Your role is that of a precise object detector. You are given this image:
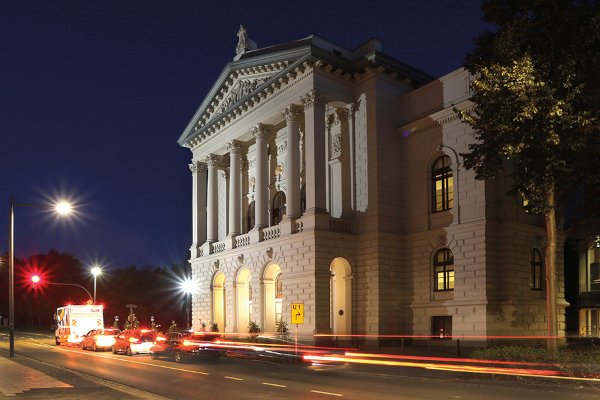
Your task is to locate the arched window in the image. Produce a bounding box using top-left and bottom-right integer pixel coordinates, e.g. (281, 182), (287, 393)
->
(531, 249), (543, 290)
(247, 201), (255, 231)
(272, 191), (286, 225)
(433, 248), (454, 291)
(432, 155), (453, 212)
(274, 273), (283, 323)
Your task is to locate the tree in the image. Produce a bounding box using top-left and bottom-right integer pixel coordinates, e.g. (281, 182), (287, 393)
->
(460, 0), (600, 351)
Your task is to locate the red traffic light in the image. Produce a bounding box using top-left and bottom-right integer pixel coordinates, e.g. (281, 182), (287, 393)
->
(31, 275), (41, 288)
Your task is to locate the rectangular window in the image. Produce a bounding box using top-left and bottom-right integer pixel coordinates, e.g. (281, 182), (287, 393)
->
(531, 249), (543, 291)
(431, 316), (452, 339)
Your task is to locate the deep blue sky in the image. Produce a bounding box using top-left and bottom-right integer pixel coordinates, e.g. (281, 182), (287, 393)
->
(0, 0), (491, 269)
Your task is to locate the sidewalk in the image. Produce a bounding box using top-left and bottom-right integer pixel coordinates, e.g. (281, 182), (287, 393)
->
(0, 353), (170, 399)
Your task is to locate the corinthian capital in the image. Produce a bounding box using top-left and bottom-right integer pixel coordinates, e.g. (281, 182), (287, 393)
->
(189, 161), (207, 174)
(282, 104), (303, 123)
(205, 154), (220, 166)
(302, 89), (326, 110)
(251, 123), (270, 140)
(227, 140), (242, 154)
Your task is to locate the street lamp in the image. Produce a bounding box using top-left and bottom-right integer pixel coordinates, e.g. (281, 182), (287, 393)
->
(181, 278), (194, 329)
(90, 265), (102, 304)
(8, 196), (73, 357)
(30, 275), (93, 302)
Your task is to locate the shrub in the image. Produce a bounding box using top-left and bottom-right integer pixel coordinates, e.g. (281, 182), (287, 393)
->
(276, 319), (290, 339)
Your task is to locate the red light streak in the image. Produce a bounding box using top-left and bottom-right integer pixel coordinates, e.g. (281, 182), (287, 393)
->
(314, 333), (563, 339)
(344, 352), (560, 368)
(303, 354), (600, 381)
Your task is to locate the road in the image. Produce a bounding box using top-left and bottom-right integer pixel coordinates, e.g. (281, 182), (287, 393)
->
(1, 332), (599, 400)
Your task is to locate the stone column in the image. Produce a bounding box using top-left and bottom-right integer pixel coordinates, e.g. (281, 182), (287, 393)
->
(252, 124), (269, 229)
(336, 108), (352, 216)
(346, 103), (357, 212)
(283, 105), (302, 219)
(189, 161), (207, 257)
(227, 141), (242, 237)
(205, 154), (219, 243)
(302, 90), (328, 213)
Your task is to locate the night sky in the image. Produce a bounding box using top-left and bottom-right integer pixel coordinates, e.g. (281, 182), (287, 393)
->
(1, 0), (491, 269)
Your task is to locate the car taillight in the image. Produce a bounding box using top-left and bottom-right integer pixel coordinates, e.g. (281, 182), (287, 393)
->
(129, 337), (139, 343)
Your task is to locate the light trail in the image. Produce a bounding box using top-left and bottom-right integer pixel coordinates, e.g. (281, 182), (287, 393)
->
(303, 354), (600, 382)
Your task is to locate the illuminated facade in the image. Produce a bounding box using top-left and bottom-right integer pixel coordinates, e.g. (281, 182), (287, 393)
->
(178, 29), (567, 341)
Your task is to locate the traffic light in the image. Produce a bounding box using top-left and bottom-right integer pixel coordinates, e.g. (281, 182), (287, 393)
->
(31, 274), (40, 289)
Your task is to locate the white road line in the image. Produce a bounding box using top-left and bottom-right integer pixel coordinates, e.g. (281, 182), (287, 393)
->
(310, 389), (343, 397)
(224, 376), (244, 381)
(30, 342), (209, 375)
(261, 382), (286, 388)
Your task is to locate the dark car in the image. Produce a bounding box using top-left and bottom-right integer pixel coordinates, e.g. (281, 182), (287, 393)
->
(150, 330), (221, 363)
(226, 334), (303, 363)
(112, 329), (157, 356)
(81, 328), (121, 351)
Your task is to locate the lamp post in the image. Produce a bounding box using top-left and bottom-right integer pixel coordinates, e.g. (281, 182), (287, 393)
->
(8, 196), (73, 357)
(181, 278), (194, 329)
(91, 266), (102, 304)
(31, 276), (93, 302)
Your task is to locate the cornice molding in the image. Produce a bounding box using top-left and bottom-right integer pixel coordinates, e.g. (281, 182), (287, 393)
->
(398, 102), (474, 136)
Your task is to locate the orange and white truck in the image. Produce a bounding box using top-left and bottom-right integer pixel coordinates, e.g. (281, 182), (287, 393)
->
(55, 304), (104, 345)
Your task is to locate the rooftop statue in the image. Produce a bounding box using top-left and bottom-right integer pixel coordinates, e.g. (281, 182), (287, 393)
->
(235, 25), (257, 60)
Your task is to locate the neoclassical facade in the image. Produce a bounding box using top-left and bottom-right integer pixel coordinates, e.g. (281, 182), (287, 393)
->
(178, 29), (567, 341)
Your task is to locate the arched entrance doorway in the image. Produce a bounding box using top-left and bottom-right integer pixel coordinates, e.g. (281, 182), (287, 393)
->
(212, 272), (226, 332)
(330, 257), (352, 335)
(263, 263), (282, 332)
(235, 268), (252, 333)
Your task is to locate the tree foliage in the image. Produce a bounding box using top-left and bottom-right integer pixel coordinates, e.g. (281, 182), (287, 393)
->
(461, 0), (600, 214)
(459, 0), (600, 350)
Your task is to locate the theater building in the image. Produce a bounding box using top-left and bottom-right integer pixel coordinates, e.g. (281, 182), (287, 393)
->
(177, 28), (567, 341)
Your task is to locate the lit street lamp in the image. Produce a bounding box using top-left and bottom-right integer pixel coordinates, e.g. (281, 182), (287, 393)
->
(91, 265), (102, 304)
(8, 196), (73, 357)
(30, 275), (93, 302)
(181, 278), (194, 329)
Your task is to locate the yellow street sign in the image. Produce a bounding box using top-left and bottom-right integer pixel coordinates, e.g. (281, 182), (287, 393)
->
(291, 303), (304, 324)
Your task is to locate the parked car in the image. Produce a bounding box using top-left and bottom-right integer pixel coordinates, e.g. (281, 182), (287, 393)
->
(81, 328), (121, 351)
(150, 330), (221, 363)
(112, 329), (157, 356)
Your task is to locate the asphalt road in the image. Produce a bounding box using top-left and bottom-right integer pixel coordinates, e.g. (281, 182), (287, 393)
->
(1, 332), (599, 400)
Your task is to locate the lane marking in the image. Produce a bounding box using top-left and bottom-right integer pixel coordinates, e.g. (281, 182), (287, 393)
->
(262, 382), (286, 388)
(30, 342), (209, 375)
(310, 390), (343, 397)
(224, 376), (244, 381)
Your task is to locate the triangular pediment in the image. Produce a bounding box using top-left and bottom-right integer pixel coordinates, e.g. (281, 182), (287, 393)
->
(200, 64), (286, 126)
(178, 42), (314, 146)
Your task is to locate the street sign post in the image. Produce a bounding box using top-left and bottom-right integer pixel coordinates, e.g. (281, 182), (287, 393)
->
(291, 303), (304, 324)
(291, 303), (304, 355)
